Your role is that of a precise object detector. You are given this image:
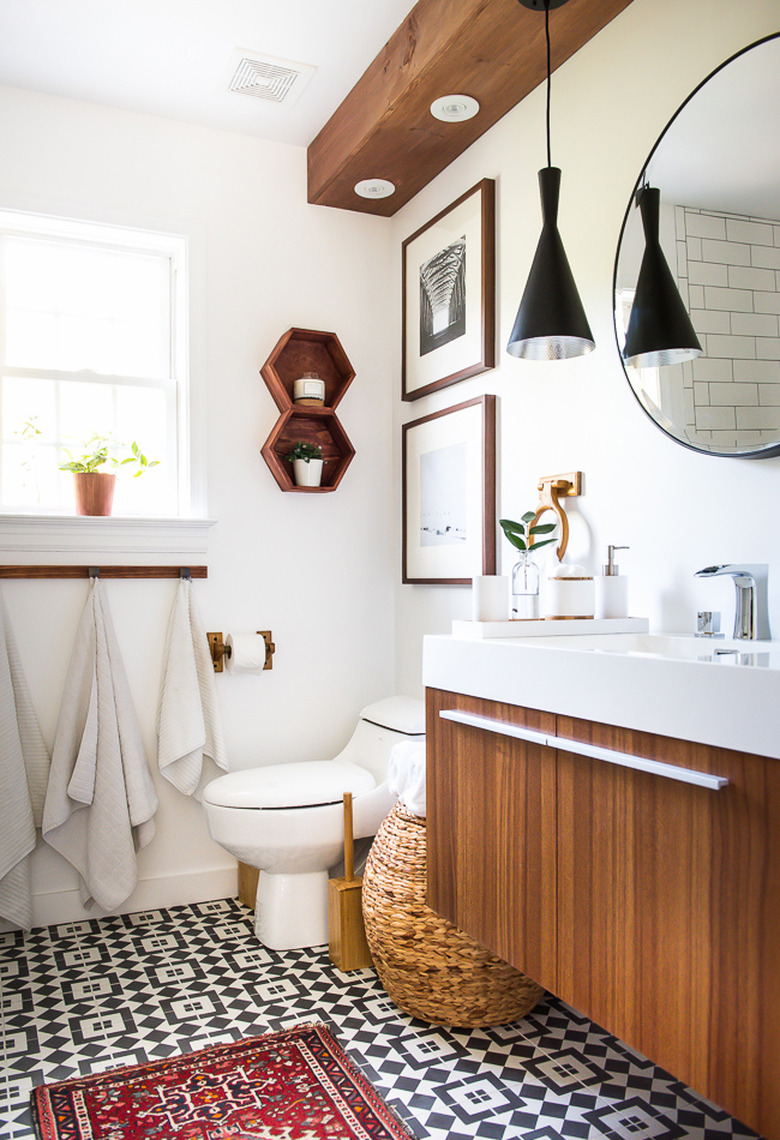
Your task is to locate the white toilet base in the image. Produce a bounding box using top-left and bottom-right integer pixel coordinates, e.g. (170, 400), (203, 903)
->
(254, 870), (330, 950)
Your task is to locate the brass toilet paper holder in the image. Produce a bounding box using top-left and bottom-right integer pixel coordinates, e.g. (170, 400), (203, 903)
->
(207, 631), (276, 673)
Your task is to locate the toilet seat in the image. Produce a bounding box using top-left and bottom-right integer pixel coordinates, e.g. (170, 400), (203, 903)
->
(202, 761), (375, 810)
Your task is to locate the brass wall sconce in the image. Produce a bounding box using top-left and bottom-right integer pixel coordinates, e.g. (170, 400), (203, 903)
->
(529, 471), (582, 560)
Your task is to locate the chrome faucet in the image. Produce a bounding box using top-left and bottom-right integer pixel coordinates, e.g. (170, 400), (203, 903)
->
(694, 564), (771, 640)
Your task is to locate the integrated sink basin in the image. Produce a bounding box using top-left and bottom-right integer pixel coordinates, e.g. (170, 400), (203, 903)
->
(423, 629), (780, 760)
(527, 631), (780, 667)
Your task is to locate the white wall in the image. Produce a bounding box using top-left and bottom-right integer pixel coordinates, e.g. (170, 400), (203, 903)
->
(3, 0), (778, 928)
(0, 87), (397, 926)
(391, 0), (780, 694)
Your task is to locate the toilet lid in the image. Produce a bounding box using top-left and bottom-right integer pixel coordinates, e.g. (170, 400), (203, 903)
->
(203, 761), (376, 809)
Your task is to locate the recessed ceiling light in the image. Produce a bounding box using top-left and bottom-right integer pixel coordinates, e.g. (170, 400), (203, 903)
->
(354, 179), (396, 199)
(430, 95), (480, 122)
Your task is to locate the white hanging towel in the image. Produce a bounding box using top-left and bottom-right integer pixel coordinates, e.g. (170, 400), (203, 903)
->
(157, 577), (228, 797)
(388, 739), (427, 818)
(0, 589), (50, 929)
(42, 579), (158, 911)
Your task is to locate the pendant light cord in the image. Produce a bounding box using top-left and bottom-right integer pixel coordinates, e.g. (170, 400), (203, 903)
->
(545, 0), (552, 168)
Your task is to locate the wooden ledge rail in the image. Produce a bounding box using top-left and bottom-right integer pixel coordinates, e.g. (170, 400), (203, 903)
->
(0, 565), (207, 579)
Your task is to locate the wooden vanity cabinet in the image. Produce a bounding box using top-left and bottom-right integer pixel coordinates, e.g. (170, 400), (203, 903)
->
(426, 693), (558, 992)
(426, 687), (780, 1140)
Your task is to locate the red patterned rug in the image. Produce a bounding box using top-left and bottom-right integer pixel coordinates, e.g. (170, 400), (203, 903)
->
(31, 1022), (416, 1140)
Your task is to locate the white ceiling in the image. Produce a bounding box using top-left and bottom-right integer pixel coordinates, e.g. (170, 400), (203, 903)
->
(0, 0), (415, 147)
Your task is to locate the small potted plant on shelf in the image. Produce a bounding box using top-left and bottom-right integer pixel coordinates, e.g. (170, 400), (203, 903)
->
(499, 512), (557, 620)
(286, 440), (325, 488)
(59, 434), (159, 516)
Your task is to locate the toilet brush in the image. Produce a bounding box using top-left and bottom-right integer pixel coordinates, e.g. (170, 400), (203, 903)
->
(327, 793), (373, 971)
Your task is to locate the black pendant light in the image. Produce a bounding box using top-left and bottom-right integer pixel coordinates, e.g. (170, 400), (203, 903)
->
(507, 0), (594, 361)
(622, 185), (703, 368)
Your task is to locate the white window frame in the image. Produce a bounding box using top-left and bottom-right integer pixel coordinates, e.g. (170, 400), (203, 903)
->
(0, 208), (213, 559)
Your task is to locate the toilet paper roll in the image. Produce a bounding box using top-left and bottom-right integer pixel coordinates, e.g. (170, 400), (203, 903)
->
(226, 633), (267, 674)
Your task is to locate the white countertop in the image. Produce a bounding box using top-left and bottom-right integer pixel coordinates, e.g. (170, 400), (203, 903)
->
(423, 631), (780, 760)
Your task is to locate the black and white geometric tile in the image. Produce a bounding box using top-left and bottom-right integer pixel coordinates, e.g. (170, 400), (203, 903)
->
(0, 898), (762, 1140)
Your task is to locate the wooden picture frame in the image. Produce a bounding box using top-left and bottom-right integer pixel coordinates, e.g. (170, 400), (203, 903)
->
(402, 178), (495, 401)
(402, 395), (496, 584)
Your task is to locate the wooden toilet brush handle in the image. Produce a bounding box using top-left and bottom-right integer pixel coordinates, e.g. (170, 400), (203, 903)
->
(343, 792), (354, 882)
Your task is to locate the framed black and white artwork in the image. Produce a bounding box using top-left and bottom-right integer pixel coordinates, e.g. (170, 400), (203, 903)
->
(402, 395), (496, 584)
(401, 179), (495, 401)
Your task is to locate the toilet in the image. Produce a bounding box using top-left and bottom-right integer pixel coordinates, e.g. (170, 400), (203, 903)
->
(202, 696), (425, 950)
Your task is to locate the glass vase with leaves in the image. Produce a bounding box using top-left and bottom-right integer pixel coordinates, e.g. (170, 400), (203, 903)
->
(499, 513), (557, 619)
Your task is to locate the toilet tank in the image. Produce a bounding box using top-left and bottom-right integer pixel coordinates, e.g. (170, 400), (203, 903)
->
(334, 696), (425, 781)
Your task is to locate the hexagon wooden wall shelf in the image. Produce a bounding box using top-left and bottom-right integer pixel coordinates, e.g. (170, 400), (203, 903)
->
(260, 328), (356, 493)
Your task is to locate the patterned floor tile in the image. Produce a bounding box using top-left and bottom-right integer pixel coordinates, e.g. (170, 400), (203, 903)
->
(0, 899), (764, 1140)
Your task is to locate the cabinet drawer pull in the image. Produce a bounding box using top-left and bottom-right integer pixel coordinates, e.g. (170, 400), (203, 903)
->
(439, 709), (729, 790)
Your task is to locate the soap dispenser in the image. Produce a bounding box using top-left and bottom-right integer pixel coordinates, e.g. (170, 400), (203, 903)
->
(596, 545), (629, 619)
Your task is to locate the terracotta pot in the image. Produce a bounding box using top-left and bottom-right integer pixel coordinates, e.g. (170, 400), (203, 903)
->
(73, 471), (117, 516)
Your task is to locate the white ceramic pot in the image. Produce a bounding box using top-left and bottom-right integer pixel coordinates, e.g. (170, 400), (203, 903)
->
(545, 575), (595, 618)
(293, 458), (323, 487)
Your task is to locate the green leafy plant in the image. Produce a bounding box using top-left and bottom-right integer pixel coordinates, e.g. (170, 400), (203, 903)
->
(118, 440), (161, 478)
(59, 433), (159, 477)
(285, 441), (323, 463)
(499, 512), (557, 553)
(15, 416), (43, 502)
(16, 417), (42, 470)
(58, 433), (112, 474)
(16, 416), (42, 443)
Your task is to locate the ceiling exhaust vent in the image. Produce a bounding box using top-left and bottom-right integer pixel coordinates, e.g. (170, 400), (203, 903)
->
(228, 52), (315, 107)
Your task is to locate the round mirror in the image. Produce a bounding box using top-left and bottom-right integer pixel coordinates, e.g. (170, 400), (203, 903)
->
(614, 34), (780, 459)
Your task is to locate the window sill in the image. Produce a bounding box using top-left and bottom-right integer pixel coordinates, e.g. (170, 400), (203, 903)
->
(0, 514), (217, 560)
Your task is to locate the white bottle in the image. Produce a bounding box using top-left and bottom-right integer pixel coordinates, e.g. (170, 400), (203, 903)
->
(595, 545), (629, 619)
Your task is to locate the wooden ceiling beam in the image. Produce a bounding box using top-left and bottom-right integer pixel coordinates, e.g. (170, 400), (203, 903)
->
(307, 0), (635, 216)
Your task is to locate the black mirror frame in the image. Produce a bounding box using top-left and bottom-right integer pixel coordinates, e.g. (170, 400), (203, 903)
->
(613, 32), (780, 461)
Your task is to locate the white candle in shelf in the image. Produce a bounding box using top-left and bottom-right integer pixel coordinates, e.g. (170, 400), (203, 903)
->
(293, 373), (326, 405)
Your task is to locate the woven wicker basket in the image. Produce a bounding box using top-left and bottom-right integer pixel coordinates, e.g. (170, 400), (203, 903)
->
(362, 802), (544, 1028)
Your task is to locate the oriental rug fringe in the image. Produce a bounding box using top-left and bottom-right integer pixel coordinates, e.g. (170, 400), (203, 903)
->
(31, 1022), (417, 1140)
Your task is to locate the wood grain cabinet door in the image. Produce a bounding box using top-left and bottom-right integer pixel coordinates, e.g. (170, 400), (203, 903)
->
(426, 689), (558, 993)
(554, 716), (780, 1140)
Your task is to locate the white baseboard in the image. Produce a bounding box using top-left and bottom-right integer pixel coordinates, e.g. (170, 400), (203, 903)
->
(8, 866), (241, 931)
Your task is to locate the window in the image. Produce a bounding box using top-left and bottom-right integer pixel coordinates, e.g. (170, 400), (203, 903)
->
(0, 210), (189, 517)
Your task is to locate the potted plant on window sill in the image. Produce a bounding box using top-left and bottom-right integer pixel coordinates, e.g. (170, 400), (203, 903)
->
(286, 441), (325, 488)
(59, 435), (159, 516)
